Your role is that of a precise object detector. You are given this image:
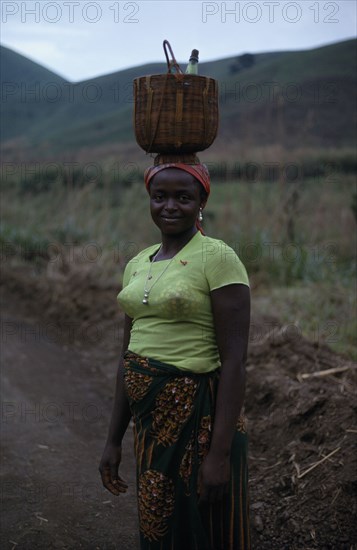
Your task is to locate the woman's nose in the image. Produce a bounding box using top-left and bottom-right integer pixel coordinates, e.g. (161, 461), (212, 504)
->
(164, 198), (177, 211)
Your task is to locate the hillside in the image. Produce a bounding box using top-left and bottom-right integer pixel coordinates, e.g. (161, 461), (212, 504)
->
(1, 39), (356, 160)
(0, 46), (69, 142)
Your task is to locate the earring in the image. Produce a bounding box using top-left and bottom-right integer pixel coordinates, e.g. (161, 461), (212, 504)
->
(198, 207), (203, 222)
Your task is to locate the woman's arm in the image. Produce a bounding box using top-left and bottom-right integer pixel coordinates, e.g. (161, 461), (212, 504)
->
(99, 314), (133, 495)
(198, 284), (250, 504)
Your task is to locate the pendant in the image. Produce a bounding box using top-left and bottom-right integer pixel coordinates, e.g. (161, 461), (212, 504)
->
(142, 291), (149, 305)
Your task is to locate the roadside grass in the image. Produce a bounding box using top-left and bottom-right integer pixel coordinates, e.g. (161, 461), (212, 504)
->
(252, 282), (357, 361)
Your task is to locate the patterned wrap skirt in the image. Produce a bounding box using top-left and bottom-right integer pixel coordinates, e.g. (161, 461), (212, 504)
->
(123, 351), (250, 550)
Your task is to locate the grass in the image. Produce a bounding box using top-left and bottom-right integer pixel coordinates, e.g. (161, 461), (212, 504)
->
(253, 282), (357, 361)
(1, 171), (356, 358)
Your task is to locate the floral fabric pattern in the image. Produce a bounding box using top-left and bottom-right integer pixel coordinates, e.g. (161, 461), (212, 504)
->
(236, 415), (247, 433)
(123, 351), (250, 550)
(179, 415), (212, 496)
(138, 470), (175, 542)
(124, 368), (153, 402)
(151, 377), (198, 446)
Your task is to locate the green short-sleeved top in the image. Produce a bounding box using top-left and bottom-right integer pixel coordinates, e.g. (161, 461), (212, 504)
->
(117, 231), (249, 373)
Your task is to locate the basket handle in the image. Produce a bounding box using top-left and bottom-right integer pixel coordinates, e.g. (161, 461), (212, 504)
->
(163, 40), (183, 74)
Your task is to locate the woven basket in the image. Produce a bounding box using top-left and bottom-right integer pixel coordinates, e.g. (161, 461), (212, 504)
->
(133, 41), (219, 154)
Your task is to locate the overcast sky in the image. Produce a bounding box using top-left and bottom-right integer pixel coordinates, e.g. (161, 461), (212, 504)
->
(1, 0), (356, 81)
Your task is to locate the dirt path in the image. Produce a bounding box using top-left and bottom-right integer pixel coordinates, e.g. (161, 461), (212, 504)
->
(1, 265), (357, 549)
(1, 310), (139, 550)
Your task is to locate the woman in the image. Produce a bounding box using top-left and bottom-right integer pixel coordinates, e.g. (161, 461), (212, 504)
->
(99, 161), (251, 550)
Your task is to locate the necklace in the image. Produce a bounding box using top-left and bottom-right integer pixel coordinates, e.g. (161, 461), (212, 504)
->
(142, 245), (177, 305)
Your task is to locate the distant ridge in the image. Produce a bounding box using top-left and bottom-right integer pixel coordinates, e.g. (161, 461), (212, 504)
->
(1, 45), (68, 84)
(1, 38), (356, 160)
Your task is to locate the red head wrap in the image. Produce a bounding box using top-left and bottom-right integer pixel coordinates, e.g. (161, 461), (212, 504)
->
(144, 163), (210, 196)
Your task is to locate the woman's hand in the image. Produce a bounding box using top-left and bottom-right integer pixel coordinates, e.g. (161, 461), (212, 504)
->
(198, 450), (230, 504)
(99, 443), (128, 496)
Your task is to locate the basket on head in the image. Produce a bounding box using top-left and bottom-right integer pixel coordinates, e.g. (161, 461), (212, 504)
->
(133, 41), (219, 154)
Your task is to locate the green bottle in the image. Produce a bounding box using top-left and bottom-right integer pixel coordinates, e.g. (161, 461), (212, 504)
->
(185, 49), (199, 74)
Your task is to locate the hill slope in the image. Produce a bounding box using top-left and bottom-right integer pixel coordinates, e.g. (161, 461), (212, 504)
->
(1, 39), (356, 159)
(0, 46), (69, 142)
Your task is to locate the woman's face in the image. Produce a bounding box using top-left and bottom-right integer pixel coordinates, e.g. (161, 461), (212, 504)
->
(149, 168), (206, 236)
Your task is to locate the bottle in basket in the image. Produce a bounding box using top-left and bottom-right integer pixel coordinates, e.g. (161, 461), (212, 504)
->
(185, 49), (199, 74)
